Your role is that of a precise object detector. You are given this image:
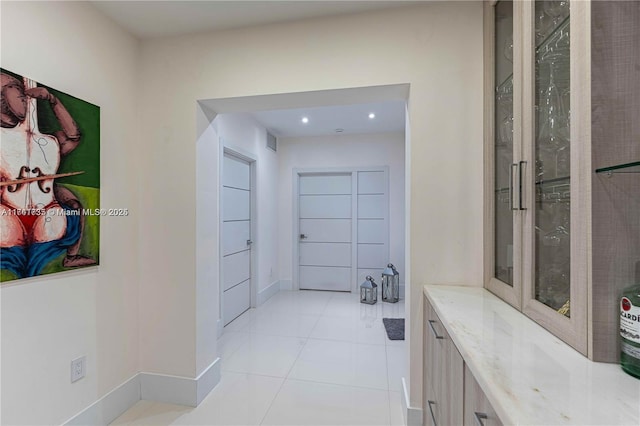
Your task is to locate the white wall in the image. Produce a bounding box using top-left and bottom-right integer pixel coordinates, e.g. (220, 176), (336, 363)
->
(0, 1), (140, 424)
(213, 113), (280, 294)
(278, 132), (405, 288)
(138, 1), (484, 409)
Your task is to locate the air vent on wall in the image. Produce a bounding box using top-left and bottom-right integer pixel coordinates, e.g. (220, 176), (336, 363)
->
(267, 132), (277, 152)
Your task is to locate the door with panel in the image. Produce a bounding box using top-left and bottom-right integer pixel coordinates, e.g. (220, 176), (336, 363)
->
(356, 170), (389, 286)
(222, 152), (252, 326)
(298, 173), (352, 291)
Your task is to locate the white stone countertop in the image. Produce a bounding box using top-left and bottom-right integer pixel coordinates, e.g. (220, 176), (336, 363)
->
(423, 285), (640, 425)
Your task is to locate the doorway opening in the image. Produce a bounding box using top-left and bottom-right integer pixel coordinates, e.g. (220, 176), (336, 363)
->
(196, 84), (410, 334)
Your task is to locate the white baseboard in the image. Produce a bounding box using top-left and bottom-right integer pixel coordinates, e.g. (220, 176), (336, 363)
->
(140, 357), (221, 407)
(257, 280), (281, 306)
(196, 357), (222, 405)
(64, 374), (140, 425)
(64, 359), (221, 424)
(279, 279), (293, 291)
(401, 377), (423, 426)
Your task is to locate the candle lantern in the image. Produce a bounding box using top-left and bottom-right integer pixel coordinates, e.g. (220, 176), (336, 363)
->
(382, 263), (400, 303)
(360, 275), (378, 305)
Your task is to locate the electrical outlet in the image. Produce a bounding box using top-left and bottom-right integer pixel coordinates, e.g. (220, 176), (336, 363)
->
(71, 356), (86, 383)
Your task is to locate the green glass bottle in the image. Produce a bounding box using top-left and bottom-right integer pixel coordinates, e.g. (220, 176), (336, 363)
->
(620, 284), (640, 379)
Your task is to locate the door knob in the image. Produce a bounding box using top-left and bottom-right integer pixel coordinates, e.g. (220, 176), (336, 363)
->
(300, 234), (308, 240)
(246, 239), (253, 246)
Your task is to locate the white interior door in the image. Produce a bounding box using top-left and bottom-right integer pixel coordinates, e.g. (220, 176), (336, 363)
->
(222, 153), (252, 325)
(298, 173), (352, 291)
(356, 170), (389, 284)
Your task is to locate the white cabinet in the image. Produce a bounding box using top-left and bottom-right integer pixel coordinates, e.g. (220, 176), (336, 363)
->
(484, 0), (640, 361)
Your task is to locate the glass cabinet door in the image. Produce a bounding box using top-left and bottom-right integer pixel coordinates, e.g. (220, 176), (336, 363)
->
(522, 0), (587, 355)
(486, 0), (589, 356)
(486, 0), (522, 309)
(494, 0), (515, 287)
(533, 0), (571, 316)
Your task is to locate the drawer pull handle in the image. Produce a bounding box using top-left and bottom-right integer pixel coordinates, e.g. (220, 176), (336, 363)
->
(474, 412), (488, 426)
(428, 320), (444, 339)
(427, 400), (438, 426)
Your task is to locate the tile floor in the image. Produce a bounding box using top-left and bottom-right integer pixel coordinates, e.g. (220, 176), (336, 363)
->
(111, 290), (406, 425)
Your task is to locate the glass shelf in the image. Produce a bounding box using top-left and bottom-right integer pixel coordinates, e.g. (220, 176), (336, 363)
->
(494, 175), (571, 193)
(595, 161), (640, 175)
(536, 175), (570, 185)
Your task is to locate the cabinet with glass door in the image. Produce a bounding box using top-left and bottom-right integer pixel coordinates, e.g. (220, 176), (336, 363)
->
(486, 0), (640, 362)
(484, 0), (590, 356)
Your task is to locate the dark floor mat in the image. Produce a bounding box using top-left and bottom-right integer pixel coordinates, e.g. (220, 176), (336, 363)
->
(382, 318), (405, 340)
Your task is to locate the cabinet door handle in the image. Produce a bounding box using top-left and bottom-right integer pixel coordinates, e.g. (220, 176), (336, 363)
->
(518, 160), (527, 210)
(427, 320), (444, 340)
(474, 412), (488, 426)
(427, 400), (438, 426)
(509, 163), (518, 211)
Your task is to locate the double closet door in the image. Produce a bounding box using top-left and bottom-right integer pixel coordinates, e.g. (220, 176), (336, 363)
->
(297, 170), (388, 292)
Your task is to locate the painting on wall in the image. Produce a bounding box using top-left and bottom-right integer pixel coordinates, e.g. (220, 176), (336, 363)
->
(1, 68), (100, 282)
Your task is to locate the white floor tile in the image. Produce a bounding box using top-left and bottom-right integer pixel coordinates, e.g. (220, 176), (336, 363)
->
(379, 300), (405, 320)
(112, 290), (407, 426)
(260, 290), (332, 315)
(310, 315), (387, 345)
(261, 379), (391, 426)
(243, 311), (320, 338)
(110, 400), (156, 425)
(386, 345), (406, 392)
(217, 331), (251, 361)
(222, 333), (306, 377)
(288, 339), (389, 390)
(127, 402), (191, 425)
(172, 372), (284, 425)
(389, 391), (405, 426)
(224, 308), (259, 332)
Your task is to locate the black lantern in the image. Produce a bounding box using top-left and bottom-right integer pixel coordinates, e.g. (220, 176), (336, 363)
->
(360, 275), (378, 305)
(382, 263), (400, 303)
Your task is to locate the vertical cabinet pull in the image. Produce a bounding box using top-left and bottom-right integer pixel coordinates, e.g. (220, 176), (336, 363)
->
(427, 320), (444, 339)
(518, 160), (527, 210)
(427, 400), (438, 426)
(509, 163), (518, 211)
(474, 412), (488, 426)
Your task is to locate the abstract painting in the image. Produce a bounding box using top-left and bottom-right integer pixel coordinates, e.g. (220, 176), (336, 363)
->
(1, 68), (100, 282)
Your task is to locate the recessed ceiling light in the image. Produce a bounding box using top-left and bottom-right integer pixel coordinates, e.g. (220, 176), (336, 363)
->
(301, 117), (309, 124)
(368, 113), (376, 119)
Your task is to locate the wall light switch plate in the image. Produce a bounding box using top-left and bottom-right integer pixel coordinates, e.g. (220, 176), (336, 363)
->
(71, 356), (86, 383)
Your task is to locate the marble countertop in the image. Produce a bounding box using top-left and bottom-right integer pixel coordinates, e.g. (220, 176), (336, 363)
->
(423, 285), (640, 425)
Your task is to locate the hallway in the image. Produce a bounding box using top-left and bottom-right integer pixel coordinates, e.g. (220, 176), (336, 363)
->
(111, 290), (406, 425)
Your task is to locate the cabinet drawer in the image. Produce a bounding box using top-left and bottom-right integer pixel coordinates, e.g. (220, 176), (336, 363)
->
(463, 364), (502, 426)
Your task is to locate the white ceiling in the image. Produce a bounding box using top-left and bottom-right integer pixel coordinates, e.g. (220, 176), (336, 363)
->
(249, 101), (405, 138)
(91, 1), (420, 39)
(90, 2), (411, 137)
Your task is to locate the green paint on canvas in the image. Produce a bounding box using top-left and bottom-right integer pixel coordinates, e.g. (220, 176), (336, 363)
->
(37, 86), (100, 189)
